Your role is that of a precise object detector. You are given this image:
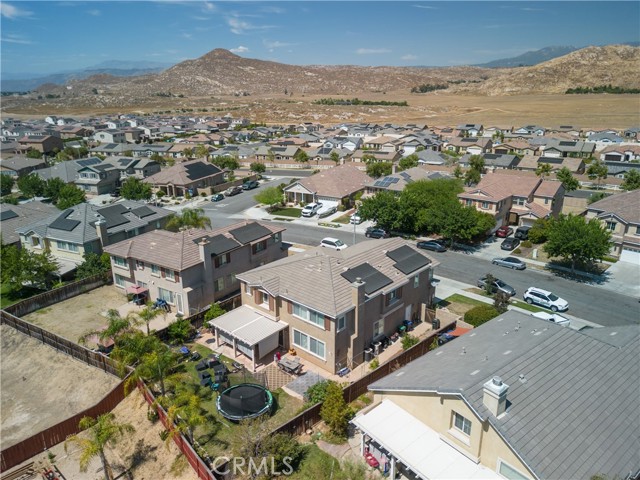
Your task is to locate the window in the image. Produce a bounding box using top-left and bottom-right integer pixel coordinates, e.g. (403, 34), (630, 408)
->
(414, 275), (419, 288)
(465, 199), (472, 207)
(635, 226), (640, 236)
(337, 316), (346, 332)
(163, 268), (175, 281)
(273, 232), (281, 243)
(514, 197), (526, 206)
(386, 288), (401, 306)
(252, 240), (267, 254)
(151, 264), (160, 276)
(31, 237), (41, 248)
(244, 283), (252, 295)
(136, 281), (148, 288)
(293, 329), (326, 359)
(606, 221), (617, 232)
(481, 201), (489, 209)
(115, 274), (126, 287)
(293, 303), (324, 328)
(453, 412), (472, 436)
(136, 260), (144, 270)
(544, 198), (549, 205)
(498, 460), (529, 480)
(214, 278), (225, 292)
(158, 287), (174, 304)
(113, 256), (127, 267)
(57, 241), (79, 252)
(214, 253), (230, 267)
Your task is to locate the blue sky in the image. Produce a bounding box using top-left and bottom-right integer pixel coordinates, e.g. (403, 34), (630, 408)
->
(1, 1), (638, 75)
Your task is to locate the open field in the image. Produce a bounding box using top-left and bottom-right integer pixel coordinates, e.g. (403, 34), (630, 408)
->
(4, 93), (639, 129)
(0, 325), (121, 448)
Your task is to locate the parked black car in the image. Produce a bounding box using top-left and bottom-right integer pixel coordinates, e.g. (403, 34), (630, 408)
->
(501, 237), (521, 251)
(416, 240), (447, 252)
(365, 227), (390, 239)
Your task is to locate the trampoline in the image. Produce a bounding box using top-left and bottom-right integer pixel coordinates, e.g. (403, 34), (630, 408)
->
(216, 383), (274, 422)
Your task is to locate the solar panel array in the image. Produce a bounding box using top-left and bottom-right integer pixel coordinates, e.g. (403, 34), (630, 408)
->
(131, 206), (155, 218)
(229, 222), (272, 244)
(184, 162), (222, 180)
(208, 234), (241, 255)
(50, 210), (81, 232)
(104, 143), (119, 149)
(373, 176), (400, 188)
(77, 157), (103, 168)
(386, 245), (431, 275)
(1, 209), (19, 221)
(97, 204), (130, 228)
(558, 141), (576, 146)
(539, 157), (562, 165)
(341, 263), (393, 295)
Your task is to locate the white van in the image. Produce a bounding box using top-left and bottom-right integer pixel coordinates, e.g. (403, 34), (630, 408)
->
(320, 237), (347, 251)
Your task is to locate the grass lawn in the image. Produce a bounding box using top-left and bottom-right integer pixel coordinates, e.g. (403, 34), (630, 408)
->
(441, 294), (487, 316)
(271, 207), (302, 218)
(172, 342), (303, 459)
(332, 214), (351, 224)
(0, 283), (44, 309)
(465, 288), (546, 313)
(289, 443), (364, 480)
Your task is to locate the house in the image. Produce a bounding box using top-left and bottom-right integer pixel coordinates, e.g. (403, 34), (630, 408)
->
(93, 129), (126, 144)
(598, 144), (640, 162)
(54, 125), (93, 140)
(458, 173), (565, 229)
(363, 136), (403, 152)
(36, 157), (103, 184)
(353, 310), (639, 480)
(283, 164), (372, 207)
(444, 137), (493, 155)
(90, 143), (130, 157)
(415, 150), (451, 166)
(17, 135), (64, 155)
(16, 201), (172, 276)
(144, 159), (225, 197)
(0, 201), (59, 246)
(604, 160), (640, 179)
(513, 125), (545, 136)
(365, 167), (451, 194)
(0, 156), (47, 177)
(585, 189), (640, 264)
(103, 221), (287, 317)
(459, 153), (519, 171)
(492, 140), (539, 156)
(541, 139), (595, 158)
(75, 163), (121, 195)
(622, 127), (640, 141)
(254, 145), (300, 162)
(211, 237), (439, 374)
(515, 155), (585, 174)
(349, 149), (401, 166)
(101, 157), (162, 181)
(455, 123), (483, 137)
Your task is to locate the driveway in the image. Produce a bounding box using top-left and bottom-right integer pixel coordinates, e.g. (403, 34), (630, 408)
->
(603, 261), (640, 297)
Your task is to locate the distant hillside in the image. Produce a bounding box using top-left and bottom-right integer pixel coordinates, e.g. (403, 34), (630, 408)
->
(475, 46), (579, 68)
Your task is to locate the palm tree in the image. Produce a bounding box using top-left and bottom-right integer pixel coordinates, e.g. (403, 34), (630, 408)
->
(139, 344), (178, 397)
(137, 302), (161, 335)
(165, 393), (206, 445)
(64, 413), (135, 480)
(165, 207), (211, 232)
(535, 162), (553, 178)
(79, 309), (138, 346)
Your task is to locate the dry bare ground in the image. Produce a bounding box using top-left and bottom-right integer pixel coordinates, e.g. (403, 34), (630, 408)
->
(0, 325), (120, 448)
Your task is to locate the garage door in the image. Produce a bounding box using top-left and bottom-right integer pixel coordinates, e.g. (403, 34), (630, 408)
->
(620, 246), (640, 265)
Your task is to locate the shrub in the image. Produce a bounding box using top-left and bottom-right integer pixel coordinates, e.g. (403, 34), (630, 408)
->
(304, 380), (331, 404)
(521, 240), (533, 248)
(320, 381), (353, 438)
(369, 358), (379, 370)
(401, 333), (419, 350)
(464, 305), (500, 327)
(513, 248), (522, 254)
(204, 303), (226, 322)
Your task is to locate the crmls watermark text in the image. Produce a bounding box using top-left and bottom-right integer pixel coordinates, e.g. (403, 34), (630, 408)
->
(211, 456), (294, 476)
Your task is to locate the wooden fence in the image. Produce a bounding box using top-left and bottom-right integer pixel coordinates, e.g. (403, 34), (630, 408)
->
(4, 273), (109, 319)
(272, 327), (444, 436)
(0, 377), (127, 472)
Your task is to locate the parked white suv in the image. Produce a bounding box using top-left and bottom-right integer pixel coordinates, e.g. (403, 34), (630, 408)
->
(320, 237), (347, 251)
(523, 287), (569, 312)
(301, 202), (323, 217)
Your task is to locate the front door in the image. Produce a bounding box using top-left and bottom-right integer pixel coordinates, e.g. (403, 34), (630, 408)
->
(176, 294), (184, 315)
(404, 304), (412, 321)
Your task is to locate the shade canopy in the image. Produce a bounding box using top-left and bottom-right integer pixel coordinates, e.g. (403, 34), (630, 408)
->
(126, 285), (149, 294)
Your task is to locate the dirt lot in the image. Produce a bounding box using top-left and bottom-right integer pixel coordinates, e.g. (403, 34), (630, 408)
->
(0, 325), (121, 448)
(22, 285), (128, 346)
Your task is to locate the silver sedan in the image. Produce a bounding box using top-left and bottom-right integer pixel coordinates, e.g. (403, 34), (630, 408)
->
(491, 256), (526, 270)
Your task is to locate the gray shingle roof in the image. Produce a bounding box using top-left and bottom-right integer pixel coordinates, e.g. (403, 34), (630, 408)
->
(369, 310), (640, 480)
(0, 201), (59, 245)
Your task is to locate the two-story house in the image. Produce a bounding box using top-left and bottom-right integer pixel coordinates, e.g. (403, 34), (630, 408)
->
(17, 135), (64, 155)
(144, 159), (225, 197)
(75, 163), (121, 195)
(209, 238), (439, 374)
(17, 201), (172, 277)
(585, 189), (640, 264)
(104, 221), (286, 316)
(353, 310), (638, 480)
(93, 129), (126, 144)
(444, 137), (493, 155)
(458, 173), (564, 229)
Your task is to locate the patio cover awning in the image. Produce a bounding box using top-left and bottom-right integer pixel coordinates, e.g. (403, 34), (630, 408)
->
(352, 400), (501, 480)
(55, 257), (82, 276)
(208, 305), (287, 347)
(127, 285), (149, 295)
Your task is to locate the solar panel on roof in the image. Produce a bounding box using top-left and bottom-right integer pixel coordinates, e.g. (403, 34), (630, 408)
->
(131, 206), (155, 218)
(104, 143), (118, 149)
(183, 162), (222, 180)
(208, 234), (240, 255)
(390, 177), (399, 183)
(373, 180), (386, 187)
(541, 158), (562, 165)
(77, 157), (102, 167)
(558, 141), (576, 146)
(50, 211), (81, 232)
(229, 222), (272, 244)
(97, 204), (130, 228)
(341, 263), (393, 295)
(386, 245), (431, 274)
(1, 209), (19, 221)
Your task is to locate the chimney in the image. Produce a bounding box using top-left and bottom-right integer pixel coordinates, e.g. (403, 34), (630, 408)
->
(95, 217), (109, 247)
(483, 376), (509, 418)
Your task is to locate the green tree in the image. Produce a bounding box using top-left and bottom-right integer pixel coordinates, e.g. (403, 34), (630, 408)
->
(120, 177), (152, 200)
(212, 155), (240, 171)
(17, 173), (45, 198)
(401, 333), (419, 350)
(182, 147), (194, 159)
(64, 413), (135, 480)
(439, 202), (494, 245)
(362, 153), (377, 163)
(195, 144), (209, 159)
(165, 393), (206, 444)
(482, 273), (497, 296)
(1, 245), (58, 293)
(621, 169), (640, 191)
(294, 149), (309, 164)
(56, 184), (86, 210)
(586, 160), (608, 189)
(494, 291), (511, 313)
(330, 151), (340, 165)
(587, 191), (608, 205)
(165, 208), (211, 231)
(137, 302), (161, 335)
(527, 217), (550, 244)
(535, 162), (553, 178)
(453, 165), (464, 180)
(366, 161), (392, 179)
(358, 190), (399, 231)
(75, 252), (111, 280)
(543, 214), (613, 273)
(0, 174), (14, 196)
(464, 155), (484, 186)
(138, 343), (179, 396)
(555, 167), (579, 192)
(250, 162), (267, 174)
(398, 154), (419, 171)
(43, 177), (66, 203)
(254, 186), (283, 212)
(167, 318), (194, 345)
(26, 149), (42, 159)
(204, 303), (226, 322)
(320, 381), (352, 438)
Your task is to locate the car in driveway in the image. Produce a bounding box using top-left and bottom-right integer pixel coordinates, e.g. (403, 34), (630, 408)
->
(416, 240), (447, 252)
(492, 256), (526, 270)
(225, 186), (243, 196)
(501, 237), (520, 251)
(318, 206), (338, 218)
(523, 287), (569, 312)
(210, 193), (224, 202)
(320, 237), (347, 251)
(476, 276), (516, 296)
(301, 202), (323, 217)
(365, 227), (390, 239)
(495, 226), (514, 238)
(531, 311), (571, 327)
(350, 212), (363, 224)
(515, 225), (532, 240)
(242, 180), (259, 190)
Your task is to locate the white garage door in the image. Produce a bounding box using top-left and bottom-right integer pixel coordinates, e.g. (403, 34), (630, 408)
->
(620, 246), (640, 265)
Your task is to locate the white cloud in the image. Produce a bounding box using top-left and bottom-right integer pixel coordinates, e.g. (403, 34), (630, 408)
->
(182, 33), (193, 39)
(202, 1), (216, 12)
(263, 39), (294, 49)
(413, 4), (437, 9)
(230, 46), (249, 53)
(86, 9), (101, 16)
(226, 16), (274, 35)
(1, 3), (33, 19)
(356, 48), (391, 55)
(401, 54), (418, 61)
(1, 33), (32, 44)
